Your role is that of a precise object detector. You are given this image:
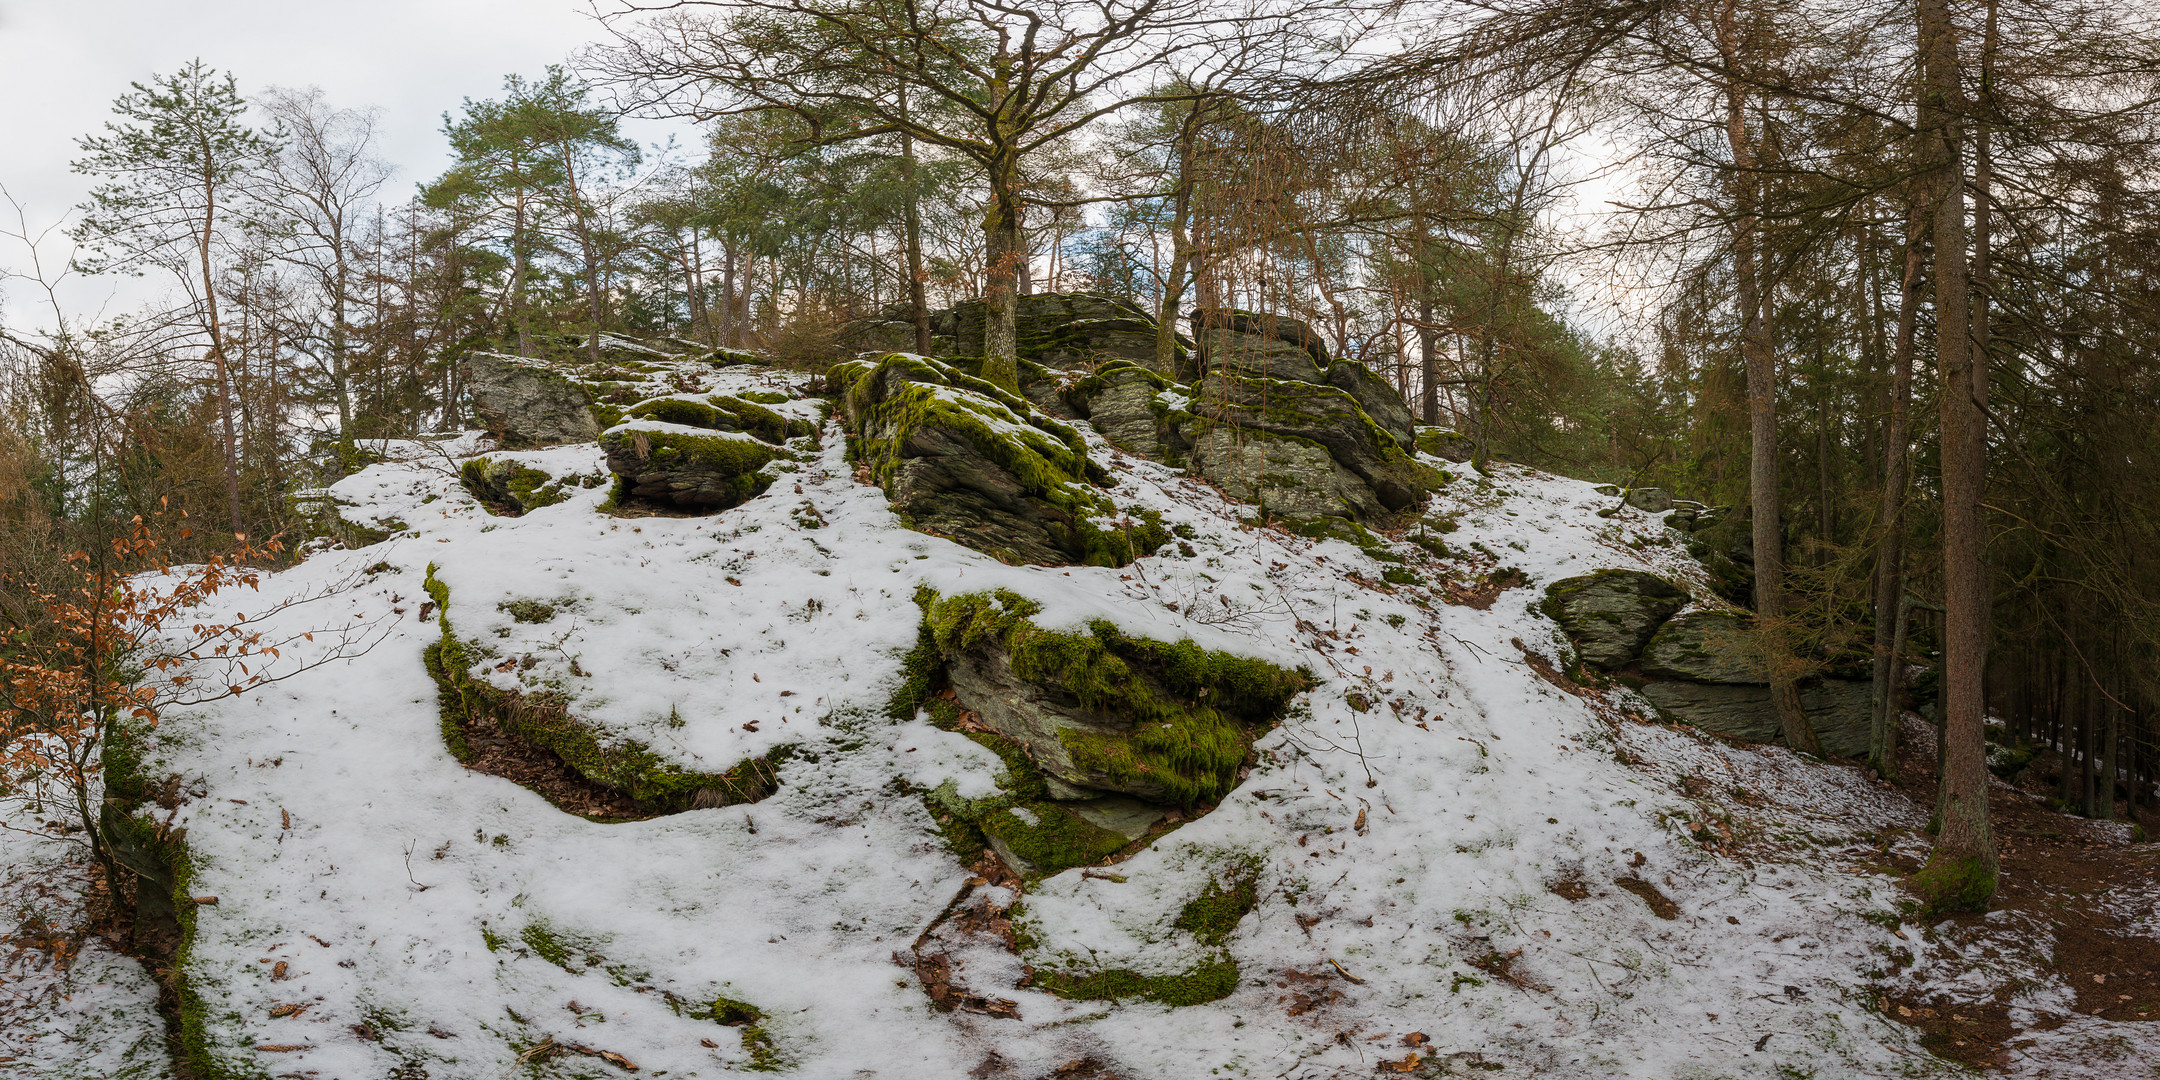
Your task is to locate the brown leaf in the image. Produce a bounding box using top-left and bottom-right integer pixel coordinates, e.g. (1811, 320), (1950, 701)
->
(252, 1044), (309, 1052)
(268, 1003), (309, 1018)
(271, 960), (290, 980)
(598, 1050), (639, 1071)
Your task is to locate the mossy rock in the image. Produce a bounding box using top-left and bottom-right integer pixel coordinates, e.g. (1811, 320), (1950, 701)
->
(624, 394), (812, 444)
(1538, 569), (1689, 670)
(459, 457), (572, 516)
(598, 423), (781, 512)
(1414, 426), (1476, 463)
(1193, 371), (1443, 517)
(1324, 359), (1418, 451)
(1024, 867), (1259, 1007)
(423, 565), (783, 815)
(1063, 360), (1194, 463)
(915, 588), (1313, 807)
(831, 353), (1161, 567)
(1639, 609), (1763, 684)
(1189, 308), (1331, 383)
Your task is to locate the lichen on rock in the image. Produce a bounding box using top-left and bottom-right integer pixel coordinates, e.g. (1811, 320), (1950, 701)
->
(460, 351), (602, 448)
(459, 456), (573, 517)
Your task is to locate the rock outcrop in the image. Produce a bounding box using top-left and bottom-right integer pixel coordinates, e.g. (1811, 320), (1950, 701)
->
(1539, 570), (1690, 669)
(599, 421), (784, 511)
(843, 292), (1190, 375)
(903, 589), (1313, 876)
(1542, 571), (1871, 755)
(1060, 361), (1193, 463)
(462, 352), (601, 448)
(1190, 308), (1330, 384)
(830, 353), (1163, 567)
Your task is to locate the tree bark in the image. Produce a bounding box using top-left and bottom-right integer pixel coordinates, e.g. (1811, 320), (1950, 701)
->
(197, 142), (244, 535)
(1718, 0), (1819, 754)
(1871, 199), (1924, 777)
(1913, 0), (1998, 911)
(901, 123), (931, 355)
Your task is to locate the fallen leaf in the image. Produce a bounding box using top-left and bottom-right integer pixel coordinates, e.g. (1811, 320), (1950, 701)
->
(271, 960), (289, 981)
(1403, 1032), (1429, 1048)
(252, 1044), (309, 1052)
(268, 1003), (309, 1018)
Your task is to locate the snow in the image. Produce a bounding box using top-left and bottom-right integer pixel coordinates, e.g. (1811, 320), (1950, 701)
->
(14, 360), (2153, 1078)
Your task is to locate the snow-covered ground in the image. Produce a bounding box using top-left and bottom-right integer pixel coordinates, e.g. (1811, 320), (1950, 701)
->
(16, 361), (2153, 1077)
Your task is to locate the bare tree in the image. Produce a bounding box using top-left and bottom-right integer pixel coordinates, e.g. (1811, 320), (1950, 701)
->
(253, 86), (393, 443)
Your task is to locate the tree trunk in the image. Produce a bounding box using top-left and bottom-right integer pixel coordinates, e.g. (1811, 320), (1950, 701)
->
(1717, 10), (1819, 754)
(1871, 199), (1924, 777)
(512, 187), (533, 357)
(981, 166), (1024, 390)
(901, 123), (931, 355)
(1913, 0), (1997, 911)
(197, 163), (245, 535)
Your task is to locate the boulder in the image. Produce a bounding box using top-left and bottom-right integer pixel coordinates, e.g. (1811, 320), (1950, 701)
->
(1325, 361), (1418, 451)
(599, 421), (780, 511)
(1639, 609), (1764, 683)
(1625, 487), (1674, 513)
(1539, 570), (1690, 670)
(830, 353), (1161, 567)
(462, 352), (600, 448)
(460, 457), (574, 516)
(1189, 426), (1384, 522)
(1192, 330), (1328, 385)
(1416, 427), (1477, 463)
(918, 589), (1314, 807)
(1640, 678), (1872, 757)
(840, 292), (1190, 375)
(1192, 372), (1440, 514)
(1063, 361), (1192, 462)
(623, 394), (813, 445)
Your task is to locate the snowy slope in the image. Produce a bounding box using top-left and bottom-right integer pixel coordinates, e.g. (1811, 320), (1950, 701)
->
(63, 360), (2087, 1078)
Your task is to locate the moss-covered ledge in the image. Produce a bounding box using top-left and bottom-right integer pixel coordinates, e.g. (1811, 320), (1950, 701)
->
(422, 566), (782, 818)
(1017, 864), (1262, 1007)
(901, 587), (1313, 808)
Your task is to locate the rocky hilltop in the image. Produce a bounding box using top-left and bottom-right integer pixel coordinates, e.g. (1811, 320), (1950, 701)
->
(43, 299), (2148, 1079)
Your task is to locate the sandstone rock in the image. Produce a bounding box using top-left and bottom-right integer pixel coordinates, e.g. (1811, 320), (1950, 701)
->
(1189, 426), (1384, 522)
(1192, 372), (1440, 515)
(1639, 678), (1871, 756)
(459, 457), (574, 516)
(1325, 360), (1418, 451)
(1539, 570), (1690, 670)
(1639, 609), (1764, 683)
(919, 589), (1314, 808)
(1062, 361), (1191, 462)
(1625, 487), (1674, 513)
(462, 352), (599, 448)
(1189, 308), (1330, 384)
(1416, 427), (1477, 463)
(840, 292), (1190, 374)
(599, 421), (781, 511)
(830, 354), (1162, 567)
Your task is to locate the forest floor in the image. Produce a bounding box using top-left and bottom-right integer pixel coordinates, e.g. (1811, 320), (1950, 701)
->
(1862, 721), (2158, 1073)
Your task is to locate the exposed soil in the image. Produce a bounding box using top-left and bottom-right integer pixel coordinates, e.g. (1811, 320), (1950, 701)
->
(1869, 721), (2160, 1069)
(450, 709), (656, 822)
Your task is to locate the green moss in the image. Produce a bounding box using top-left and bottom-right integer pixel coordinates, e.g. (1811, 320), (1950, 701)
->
(421, 565), (781, 815)
(979, 801), (1131, 876)
(1173, 870), (1261, 947)
(460, 457), (570, 516)
(918, 589), (1312, 807)
(498, 599), (556, 624)
(1030, 958), (1240, 1007)
(738, 390), (791, 405)
(624, 394), (809, 444)
(1909, 853), (1996, 915)
(1382, 566), (1423, 586)
(708, 995), (782, 1070)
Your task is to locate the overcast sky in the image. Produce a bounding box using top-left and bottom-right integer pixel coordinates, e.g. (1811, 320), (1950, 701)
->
(0, 0), (687, 323)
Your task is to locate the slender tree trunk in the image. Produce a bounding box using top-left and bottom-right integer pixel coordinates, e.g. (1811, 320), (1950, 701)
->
(900, 121), (931, 355)
(197, 165), (244, 534)
(512, 186), (533, 357)
(1914, 0), (1997, 910)
(981, 165), (1024, 390)
(1871, 200), (1924, 777)
(1718, 5), (1818, 754)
